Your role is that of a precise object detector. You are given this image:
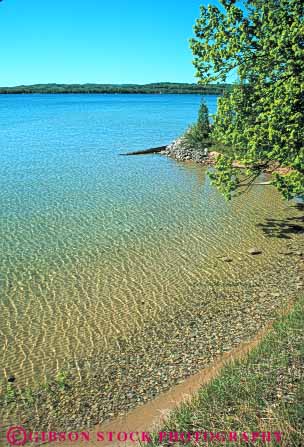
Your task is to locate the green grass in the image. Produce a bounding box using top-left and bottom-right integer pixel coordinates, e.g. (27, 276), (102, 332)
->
(150, 297), (304, 446)
(0, 369), (71, 415)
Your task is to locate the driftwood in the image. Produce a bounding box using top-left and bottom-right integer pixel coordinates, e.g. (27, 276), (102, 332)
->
(119, 145), (167, 156)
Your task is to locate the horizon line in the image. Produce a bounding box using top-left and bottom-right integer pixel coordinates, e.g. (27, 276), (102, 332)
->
(0, 81), (231, 89)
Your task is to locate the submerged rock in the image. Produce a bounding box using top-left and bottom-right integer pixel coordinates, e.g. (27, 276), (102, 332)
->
(248, 248), (262, 255)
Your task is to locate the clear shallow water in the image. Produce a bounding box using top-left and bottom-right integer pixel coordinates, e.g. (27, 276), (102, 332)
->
(0, 94), (300, 386)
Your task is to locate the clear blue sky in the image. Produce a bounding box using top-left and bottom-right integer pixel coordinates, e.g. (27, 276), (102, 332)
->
(0, 0), (222, 87)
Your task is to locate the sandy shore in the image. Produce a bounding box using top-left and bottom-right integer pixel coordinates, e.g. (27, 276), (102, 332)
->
(1, 235), (303, 442)
(41, 315), (286, 447)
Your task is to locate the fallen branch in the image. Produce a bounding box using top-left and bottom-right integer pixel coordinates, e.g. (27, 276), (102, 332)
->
(119, 145), (168, 156)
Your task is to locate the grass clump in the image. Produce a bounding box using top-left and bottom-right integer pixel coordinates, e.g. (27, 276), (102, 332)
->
(55, 370), (70, 391)
(0, 369), (71, 414)
(2, 383), (17, 405)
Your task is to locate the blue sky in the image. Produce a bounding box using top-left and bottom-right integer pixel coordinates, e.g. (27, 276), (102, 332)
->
(0, 0), (221, 86)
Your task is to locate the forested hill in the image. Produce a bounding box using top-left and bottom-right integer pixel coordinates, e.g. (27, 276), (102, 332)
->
(0, 82), (230, 95)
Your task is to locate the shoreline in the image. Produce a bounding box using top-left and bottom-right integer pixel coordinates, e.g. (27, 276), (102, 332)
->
(161, 138), (295, 182)
(161, 138), (218, 165)
(0, 92), (221, 95)
(1, 237), (303, 439)
(0, 83), (229, 95)
(41, 312), (290, 447)
(120, 139), (218, 164)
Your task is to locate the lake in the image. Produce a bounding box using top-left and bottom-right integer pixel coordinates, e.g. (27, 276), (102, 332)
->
(0, 94), (301, 389)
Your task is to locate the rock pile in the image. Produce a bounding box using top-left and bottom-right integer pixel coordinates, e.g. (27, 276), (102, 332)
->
(162, 137), (218, 165)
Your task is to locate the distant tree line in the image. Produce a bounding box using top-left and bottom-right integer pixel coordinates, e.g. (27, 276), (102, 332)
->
(0, 82), (231, 95)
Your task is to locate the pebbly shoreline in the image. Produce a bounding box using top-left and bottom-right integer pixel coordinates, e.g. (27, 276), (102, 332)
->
(1, 237), (303, 438)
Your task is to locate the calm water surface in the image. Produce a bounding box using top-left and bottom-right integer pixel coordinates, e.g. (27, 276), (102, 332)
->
(0, 94), (299, 384)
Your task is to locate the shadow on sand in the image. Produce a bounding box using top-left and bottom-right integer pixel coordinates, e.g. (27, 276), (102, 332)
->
(257, 203), (304, 239)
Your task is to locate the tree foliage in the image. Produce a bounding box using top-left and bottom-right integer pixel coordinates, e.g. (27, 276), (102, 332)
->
(190, 0), (304, 199)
